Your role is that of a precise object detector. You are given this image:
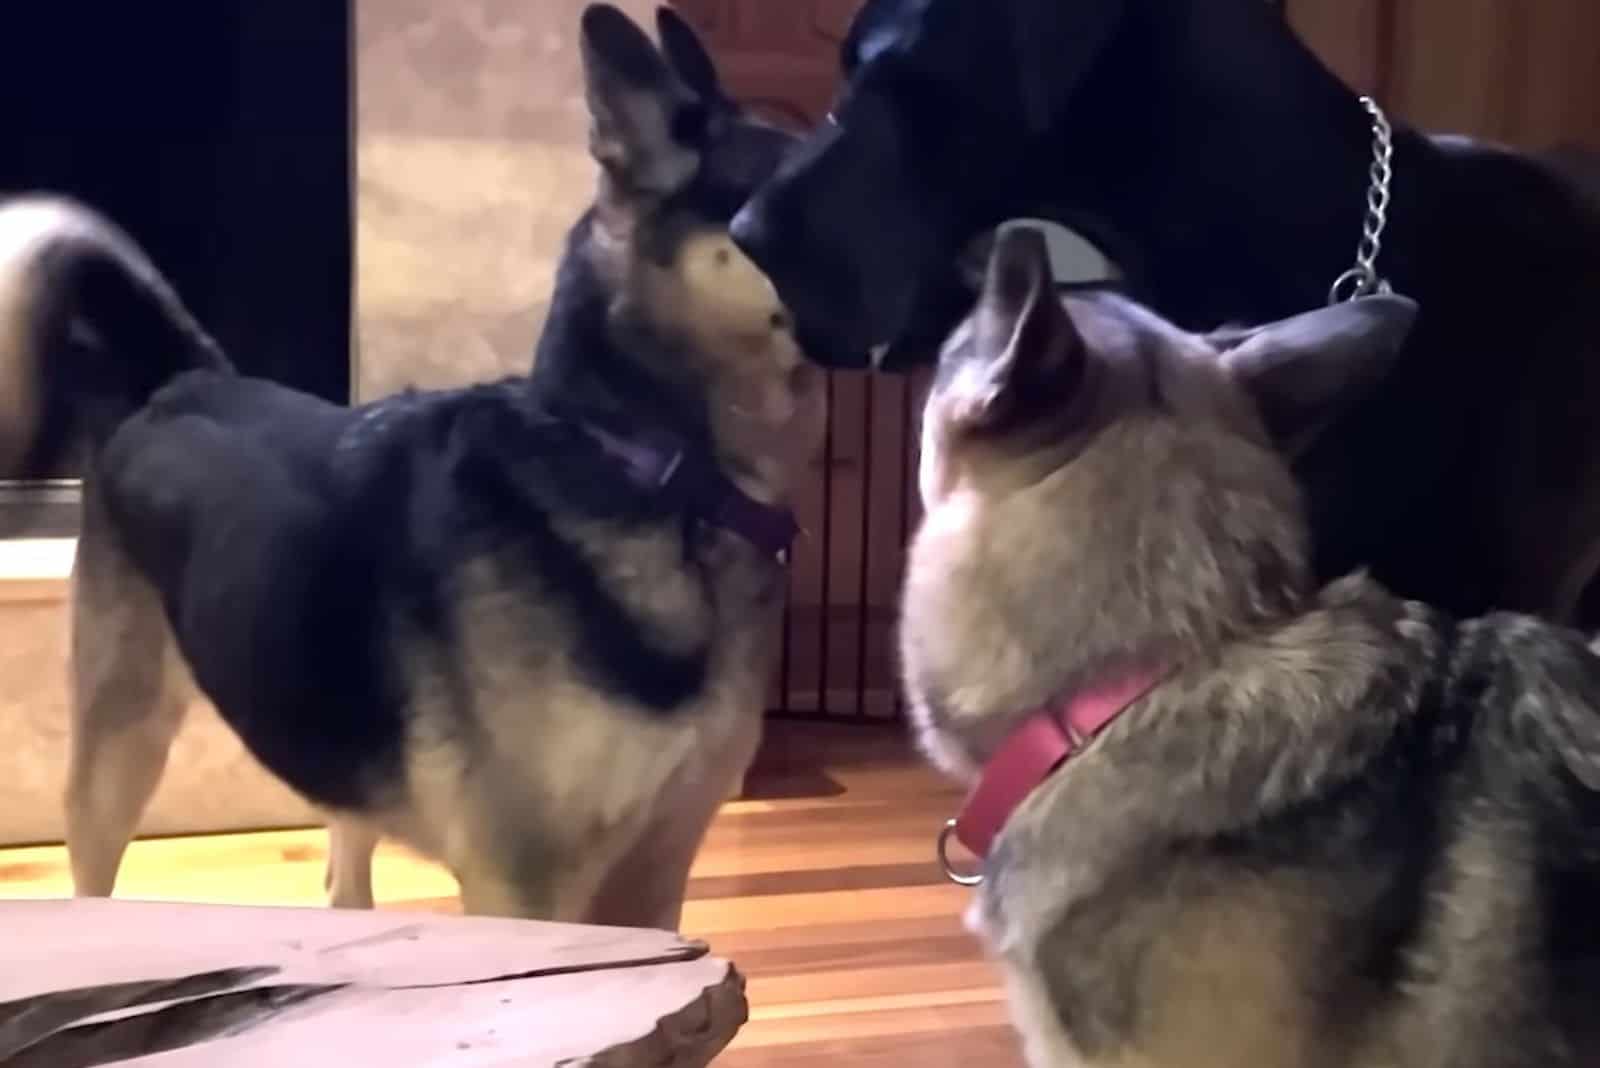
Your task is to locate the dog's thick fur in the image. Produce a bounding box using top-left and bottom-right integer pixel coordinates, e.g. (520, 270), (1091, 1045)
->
(0, 4), (826, 926)
(734, 0), (1600, 634)
(902, 229), (1600, 1067)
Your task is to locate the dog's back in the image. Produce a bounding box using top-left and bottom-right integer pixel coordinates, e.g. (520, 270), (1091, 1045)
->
(901, 230), (1600, 1066)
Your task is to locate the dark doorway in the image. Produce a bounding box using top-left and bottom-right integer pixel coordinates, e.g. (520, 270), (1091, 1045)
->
(0, 1), (353, 494)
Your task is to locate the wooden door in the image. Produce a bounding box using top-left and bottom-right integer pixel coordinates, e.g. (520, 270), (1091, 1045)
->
(1386, 0), (1600, 150)
(1286, 0), (1600, 150)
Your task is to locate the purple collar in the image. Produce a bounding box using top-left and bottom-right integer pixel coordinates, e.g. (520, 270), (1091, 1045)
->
(576, 419), (799, 561)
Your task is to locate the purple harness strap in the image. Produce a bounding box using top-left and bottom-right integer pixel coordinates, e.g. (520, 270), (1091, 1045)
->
(576, 419), (799, 560)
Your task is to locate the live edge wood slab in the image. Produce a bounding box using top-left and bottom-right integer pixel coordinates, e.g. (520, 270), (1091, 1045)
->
(0, 899), (747, 1067)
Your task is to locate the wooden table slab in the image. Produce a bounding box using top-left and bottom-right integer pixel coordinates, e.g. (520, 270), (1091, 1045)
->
(0, 899), (746, 1067)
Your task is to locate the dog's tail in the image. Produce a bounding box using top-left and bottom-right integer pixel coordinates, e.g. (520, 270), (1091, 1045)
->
(0, 194), (227, 477)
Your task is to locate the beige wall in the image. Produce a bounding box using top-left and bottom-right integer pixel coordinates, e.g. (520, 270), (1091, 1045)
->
(355, 0), (655, 400)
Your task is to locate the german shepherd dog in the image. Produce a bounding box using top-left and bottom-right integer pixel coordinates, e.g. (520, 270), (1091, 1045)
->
(0, 4), (834, 927)
(902, 227), (1600, 1067)
(732, 0), (1600, 636)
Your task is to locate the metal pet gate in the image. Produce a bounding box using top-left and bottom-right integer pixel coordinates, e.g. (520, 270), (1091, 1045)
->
(765, 369), (930, 724)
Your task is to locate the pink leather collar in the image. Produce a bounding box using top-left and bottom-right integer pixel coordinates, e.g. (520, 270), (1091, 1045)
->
(941, 669), (1166, 877)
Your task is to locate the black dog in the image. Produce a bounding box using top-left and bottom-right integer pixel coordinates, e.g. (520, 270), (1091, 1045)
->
(732, 0), (1600, 629)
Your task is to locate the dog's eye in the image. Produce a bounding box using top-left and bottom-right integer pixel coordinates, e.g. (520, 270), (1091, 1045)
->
(671, 104), (710, 145)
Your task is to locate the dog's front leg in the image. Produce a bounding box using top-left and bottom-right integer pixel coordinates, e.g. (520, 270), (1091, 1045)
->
(323, 816), (379, 909)
(447, 822), (595, 921)
(453, 858), (586, 920)
(66, 508), (190, 899)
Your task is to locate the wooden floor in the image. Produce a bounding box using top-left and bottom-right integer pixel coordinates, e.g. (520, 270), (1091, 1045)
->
(0, 722), (1023, 1067)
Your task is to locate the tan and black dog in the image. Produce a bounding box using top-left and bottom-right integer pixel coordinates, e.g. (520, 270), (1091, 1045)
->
(902, 228), (1600, 1067)
(0, 4), (835, 927)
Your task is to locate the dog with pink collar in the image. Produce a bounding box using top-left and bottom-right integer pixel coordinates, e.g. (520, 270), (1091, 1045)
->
(902, 227), (1600, 1068)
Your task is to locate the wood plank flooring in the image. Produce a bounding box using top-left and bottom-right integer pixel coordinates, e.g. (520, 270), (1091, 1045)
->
(0, 723), (1024, 1067)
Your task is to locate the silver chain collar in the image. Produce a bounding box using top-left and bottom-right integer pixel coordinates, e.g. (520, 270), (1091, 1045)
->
(1328, 96), (1396, 305)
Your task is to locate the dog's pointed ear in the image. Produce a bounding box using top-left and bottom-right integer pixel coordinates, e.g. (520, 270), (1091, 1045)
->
(1217, 295), (1418, 451)
(580, 3), (700, 195)
(953, 227), (1085, 428)
(655, 8), (725, 104)
(1012, 0), (1124, 135)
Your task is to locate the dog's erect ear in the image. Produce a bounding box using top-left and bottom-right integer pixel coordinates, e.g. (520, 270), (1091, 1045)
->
(580, 3), (701, 195)
(1217, 295), (1419, 452)
(1011, 0), (1125, 135)
(656, 8), (725, 104)
(954, 227), (1085, 428)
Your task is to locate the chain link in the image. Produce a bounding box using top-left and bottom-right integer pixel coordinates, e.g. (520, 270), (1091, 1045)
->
(1329, 96), (1395, 305)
